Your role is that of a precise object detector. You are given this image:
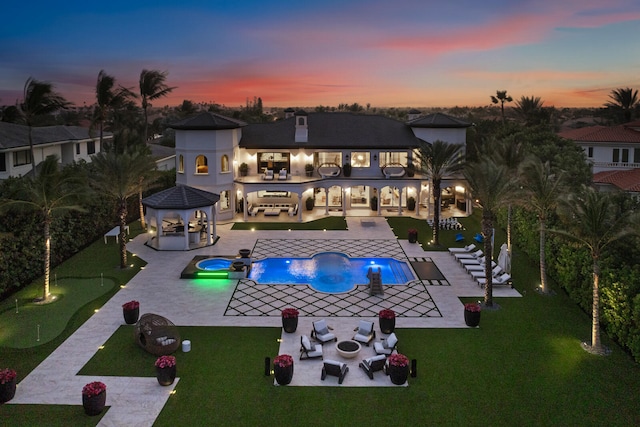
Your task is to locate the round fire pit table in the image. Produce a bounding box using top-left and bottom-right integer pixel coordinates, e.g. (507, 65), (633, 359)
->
(336, 340), (362, 359)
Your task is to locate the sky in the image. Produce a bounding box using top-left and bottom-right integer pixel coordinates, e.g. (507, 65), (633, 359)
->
(1, 0), (639, 109)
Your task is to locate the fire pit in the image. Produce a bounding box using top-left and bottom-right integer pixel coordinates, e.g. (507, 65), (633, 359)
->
(336, 340), (362, 359)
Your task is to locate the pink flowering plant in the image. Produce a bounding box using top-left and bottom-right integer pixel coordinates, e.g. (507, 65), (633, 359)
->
(387, 353), (409, 368)
(273, 354), (293, 368)
(155, 355), (176, 369)
(281, 308), (299, 318)
(379, 308), (396, 319)
(408, 228), (418, 234)
(0, 368), (17, 384)
(122, 300), (139, 310)
(82, 381), (106, 397)
(464, 302), (482, 313)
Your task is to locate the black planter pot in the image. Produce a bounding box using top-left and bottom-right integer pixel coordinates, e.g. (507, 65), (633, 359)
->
(274, 363), (294, 385)
(123, 307), (139, 325)
(408, 231), (418, 243)
(379, 317), (395, 334)
(282, 317), (298, 333)
(156, 365), (177, 386)
(464, 310), (481, 327)
(239, 249), (251, 258)
(232, 261), (245, 272)
(0, 378), (16, 404)
(388, 365), (409, 385)
(82, 391), (106, 416)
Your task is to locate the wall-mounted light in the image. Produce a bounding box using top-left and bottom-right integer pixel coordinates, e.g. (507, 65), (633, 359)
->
(373, 154), (377, 161)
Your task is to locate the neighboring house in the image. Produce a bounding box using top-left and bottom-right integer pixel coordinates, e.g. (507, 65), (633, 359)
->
(592, 169), (640, 198)
(0, 121), (107, 179)
(169, 109), (472, 222)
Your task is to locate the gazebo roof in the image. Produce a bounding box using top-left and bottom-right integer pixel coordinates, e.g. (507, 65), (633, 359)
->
(168, 112), (246, 130)
(143, 185), (220, 209)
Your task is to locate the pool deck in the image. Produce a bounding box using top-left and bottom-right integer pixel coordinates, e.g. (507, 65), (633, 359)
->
(8, 217), (520, 426)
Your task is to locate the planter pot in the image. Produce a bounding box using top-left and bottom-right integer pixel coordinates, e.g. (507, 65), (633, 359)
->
(379, 317), (395, 334)
(156, 365), (177, 386)
(282, 317), (298, 333)
(464, 310), (481, 327)
(239, 249), (251, 258)
(82, 391), (106, 416)
(388, 365), (409, 385)
(408, 231), (418, 243)
(123, 307), (139, 325)
(0, 378), (17, 404)
(274, 363), (294, 385)
(231, 261), (245, 272)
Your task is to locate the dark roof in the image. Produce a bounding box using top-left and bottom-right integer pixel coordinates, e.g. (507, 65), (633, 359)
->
(0, 121), (106, 150)
(142, 185), (220, 209)
(558, 125), (640, 143)
(169, 112), (247, 130)
(407, 112), (472, 128)
(240, 112), (422, 149)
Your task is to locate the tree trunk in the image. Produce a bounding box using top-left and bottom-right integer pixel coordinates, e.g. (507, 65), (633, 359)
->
(432, 180), (441, 245)
(539, 218), (548, 293)
(119, 200), (128, 269)
(482, 214), (493, 307)
(43, 216), (51, 301)
(28, 125), (36, 175)
(591, 257), (602, 351)
(138, 178), (146, 230)
(506, 204), (512, 273)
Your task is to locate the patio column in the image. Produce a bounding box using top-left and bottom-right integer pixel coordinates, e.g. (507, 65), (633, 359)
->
(375, 186), (381, 216)
(324, 187), (329, 215)
(397, 186), (403, 216)
(416, 185), (421, 216)
(297, 191), (303, 222)
(242, 191), (248, 222)
(342, 187), (346, 217)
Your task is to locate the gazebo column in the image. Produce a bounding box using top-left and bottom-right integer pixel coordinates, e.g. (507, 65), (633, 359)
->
(242, 191), (248, 222)
(375, 186), (381, 216)
(397, 186), (404, 216)
(182, 209), (190, 250)
(297, 191), (303, 223)
(416, 186), (421, 216)
(342, 186), (347, 217)
(324, 187), (329, 215)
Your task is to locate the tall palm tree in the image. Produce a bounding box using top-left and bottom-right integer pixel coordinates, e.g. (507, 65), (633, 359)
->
(464, 157), (516, 307)
(0, 156), (87, 302)
(415, 140), (464, 246)
(490, 90), (513, 123)
(605, 87), (639, 123)
(513, 95), (545, 126)
(91, 148), (157, 268)
(519, 158), (566, 294)
(553, 186), (639, 355)
(92, 70), (137, 148)
(19, 78), (70, 174)
(139, 69), (175, 143)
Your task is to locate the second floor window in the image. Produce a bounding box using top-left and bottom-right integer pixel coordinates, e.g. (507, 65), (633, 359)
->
(13, 150), (32, 166)
(351, 152), (370, 167)
(221, 155), (229, 172)
(196, 155), (208, 174)
(178, 155), (184, 173)
(379, 151), (408, 167)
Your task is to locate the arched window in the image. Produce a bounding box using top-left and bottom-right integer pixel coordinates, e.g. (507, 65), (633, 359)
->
(298, 117), (305, 126)
(195, 155), (208, 174)
(221, 155), (229, 172)
(178, 155), (184, 173)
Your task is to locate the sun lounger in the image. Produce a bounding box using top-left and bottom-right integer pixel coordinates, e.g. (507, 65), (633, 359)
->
(470, 265), (503, 279)
(476, 273), (512, 288)
(448, 243), (476, 254)
(454, 249), (483, 260)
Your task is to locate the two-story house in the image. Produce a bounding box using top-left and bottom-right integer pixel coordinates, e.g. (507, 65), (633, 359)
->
(170, 109), (473, 222)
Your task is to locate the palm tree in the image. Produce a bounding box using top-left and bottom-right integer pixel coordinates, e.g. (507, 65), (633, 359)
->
(139, 69), (175, 142)
(91, 148), (157, 268)
(415, 140), (464, 246)
(19, 78), (70, 174)
(553, 186), (639, 355)
(464, 157), (516, 307)
(490, 90), (513, 123)
(513, 95), (546, 126)
(519, 157), (566, 294)
(605, 87), (638, 123)
(0, 156), (87, 302)
(92, 70), (137, 148)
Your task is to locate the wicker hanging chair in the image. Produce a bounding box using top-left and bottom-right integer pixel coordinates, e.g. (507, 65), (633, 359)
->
(134, 313), (181, 356)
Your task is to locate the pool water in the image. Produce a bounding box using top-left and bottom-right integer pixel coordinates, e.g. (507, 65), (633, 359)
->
(196, 258), (233, 270)
(248, 252), (414, 293)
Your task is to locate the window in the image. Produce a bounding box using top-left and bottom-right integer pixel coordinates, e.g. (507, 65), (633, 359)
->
(76, 143), (81, 155)
(221, 155), (229, 172)
(634, 148), (640, 164)
(315, 152), (342, 166)
(0, 153), (6, 172)
(351, 152), (370, 168)
(219, 190), (231, 210)
(587, 147), (593, 158)
(612, 149), (619, 163)
(87, 140), (96, 155)
(621, 149), (629, 163)
(258, 152), (289, 172)
(379, 151), (408, 167)
(178, 155), (184, 173)
(13, 150), (32, 166)
(195, 155), (208, 174)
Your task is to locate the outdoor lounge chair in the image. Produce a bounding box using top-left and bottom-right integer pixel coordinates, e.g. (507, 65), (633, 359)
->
(454, 249), (483, 260)
(277, 169), (288, 180)
(464, 260), (497, 273)
(474, 233), (484, 243)
(352, 320), (376, 346)
(470, 265), (503, 279)
(459, 256), (488, 267)
(448, 243), (476, 254)
(374, 332), (398, 356)
(477, 273), (512, 288)
(311, 319), (337, 344)
(299, 335), (323, 360)
(359, 354), (387, 380)
(263, 169), (274, 180)
(321, 360), (349, 384)
(455, 233), (464, 242)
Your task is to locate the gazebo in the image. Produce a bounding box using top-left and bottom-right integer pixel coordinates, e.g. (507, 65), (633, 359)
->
(142, 185), (219, 251)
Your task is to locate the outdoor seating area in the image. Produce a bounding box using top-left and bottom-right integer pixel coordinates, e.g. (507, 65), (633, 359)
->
(427, 218), (464, 230)
(248, 203), (297, 217)
(134, 313), (181, 356)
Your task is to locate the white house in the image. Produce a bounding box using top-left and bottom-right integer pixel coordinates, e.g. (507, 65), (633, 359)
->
(169, 110), (473, 222)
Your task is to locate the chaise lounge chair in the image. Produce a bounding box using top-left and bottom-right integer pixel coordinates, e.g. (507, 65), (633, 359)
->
(359, 354), (387, 380)
(352, 320), (376, 346)
(470, 265), (503, 279)
(454, 249), (483, 260)
(277, 168), (288, 180)
(321, 359), (349, 384)
(299, 335), (323, 360)
(311, 319), (337, 344)
(476, 273), (513, 288)
(263, 169), (274, 180)
(448, 243), (476, 254)
(374, 332), (398, 356)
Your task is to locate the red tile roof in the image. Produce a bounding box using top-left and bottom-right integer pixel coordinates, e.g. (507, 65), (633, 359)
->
(593, 169), (640, 192)
(559, 125), (640, 143)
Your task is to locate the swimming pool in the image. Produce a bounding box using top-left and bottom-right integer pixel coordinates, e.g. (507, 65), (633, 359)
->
(196, 258), (233, 271)
(248, 252), (415, 293)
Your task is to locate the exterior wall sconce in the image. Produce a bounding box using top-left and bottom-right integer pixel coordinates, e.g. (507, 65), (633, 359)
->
(373, 154), (377, 161)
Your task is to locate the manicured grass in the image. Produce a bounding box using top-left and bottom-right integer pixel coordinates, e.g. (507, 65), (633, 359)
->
(231, 216), (347, 230)
(0, 404), (107, 425)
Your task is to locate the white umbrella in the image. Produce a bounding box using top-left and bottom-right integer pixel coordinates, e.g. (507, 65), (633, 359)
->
(497, 243), (511, 273)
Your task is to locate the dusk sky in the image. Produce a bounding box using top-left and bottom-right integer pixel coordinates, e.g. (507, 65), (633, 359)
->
(2, 0), (639, 109)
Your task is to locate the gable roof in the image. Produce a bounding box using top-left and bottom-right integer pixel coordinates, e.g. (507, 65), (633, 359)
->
(593, 169), (640, 192)
(169, 112), (246, 130)
(240, 112), (422, 149)
(558, 125), (640, 143)
(142, 185), (220, 209)
(407, 112), (472, 128)
(0, 121), (106, 150)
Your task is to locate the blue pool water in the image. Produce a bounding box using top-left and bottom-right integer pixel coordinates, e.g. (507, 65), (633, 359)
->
(196, 258), (233, 270)
(247, 252), (415, 293)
